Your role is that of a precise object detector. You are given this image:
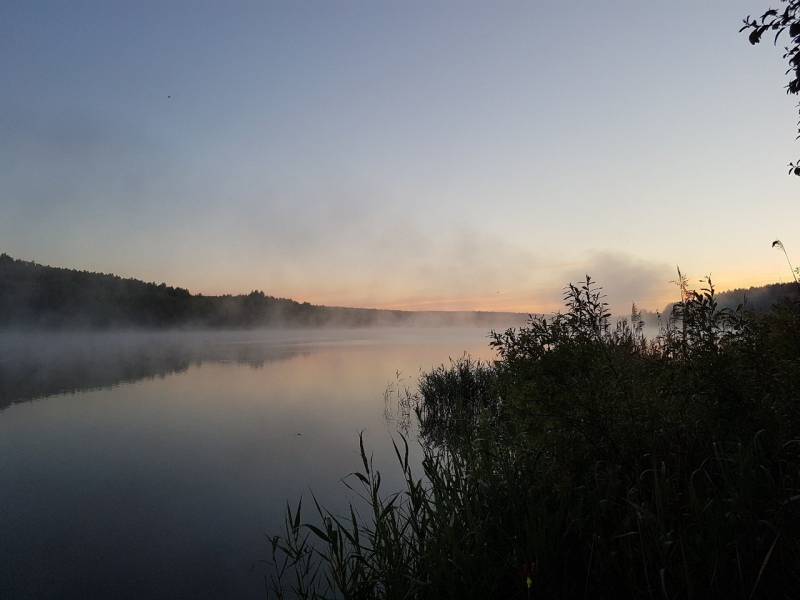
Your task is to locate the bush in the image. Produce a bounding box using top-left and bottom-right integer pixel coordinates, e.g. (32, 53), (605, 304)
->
(267, 276), (800, 599)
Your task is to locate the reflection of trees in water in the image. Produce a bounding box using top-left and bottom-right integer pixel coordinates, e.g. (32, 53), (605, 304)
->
(0, 335), (308, 410)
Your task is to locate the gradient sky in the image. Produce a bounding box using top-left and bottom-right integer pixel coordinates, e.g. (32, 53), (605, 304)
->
(2, 1), (799, 312)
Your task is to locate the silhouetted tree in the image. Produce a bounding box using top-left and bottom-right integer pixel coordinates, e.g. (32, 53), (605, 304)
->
(742, 2), (800, 173)
(0, 253), (515, 329)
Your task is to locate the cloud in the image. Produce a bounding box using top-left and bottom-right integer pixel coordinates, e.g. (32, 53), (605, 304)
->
(288, 223), (546, 311)
(557, 251), (675, 314)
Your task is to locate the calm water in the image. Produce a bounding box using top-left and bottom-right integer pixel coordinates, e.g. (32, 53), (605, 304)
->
(0, 327), (499, 599)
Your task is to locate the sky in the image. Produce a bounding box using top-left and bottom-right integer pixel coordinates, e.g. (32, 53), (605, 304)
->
(2, 1), (799, 313)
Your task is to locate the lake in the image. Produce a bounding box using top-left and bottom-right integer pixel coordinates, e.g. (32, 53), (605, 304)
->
(0, 327), (501, 599)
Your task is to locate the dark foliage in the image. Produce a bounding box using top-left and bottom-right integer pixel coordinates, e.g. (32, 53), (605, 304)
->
(741, 1), (800, 172)
(713, 280), (800, 312)
(648, 279), (799, 329)
(0, 254), (521, 329)
(268, 276), (800, 599)
(0, 252), (333, 328)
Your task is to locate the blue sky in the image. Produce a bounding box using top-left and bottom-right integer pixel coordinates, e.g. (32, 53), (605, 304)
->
(2, 1), (798, 311)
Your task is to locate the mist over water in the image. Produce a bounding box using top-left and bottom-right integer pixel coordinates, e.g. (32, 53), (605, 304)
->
(0, 327), (500, 599)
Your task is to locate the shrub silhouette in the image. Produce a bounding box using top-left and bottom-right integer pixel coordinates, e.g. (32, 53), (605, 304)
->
(268, 275), (800, 599)
(742, 2), (800, 173)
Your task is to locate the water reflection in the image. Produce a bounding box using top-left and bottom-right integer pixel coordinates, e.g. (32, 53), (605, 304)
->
(0, 328), (497, 599)
(0, 331), (312, 410)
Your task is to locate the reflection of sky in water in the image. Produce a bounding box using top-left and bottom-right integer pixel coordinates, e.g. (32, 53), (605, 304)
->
(0, 328), (498, 599)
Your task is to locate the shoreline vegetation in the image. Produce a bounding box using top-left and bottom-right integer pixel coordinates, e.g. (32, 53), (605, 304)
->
(268, 275), (800, 599)
(0, 254), (525, 329)
(1, 253), (798, 331)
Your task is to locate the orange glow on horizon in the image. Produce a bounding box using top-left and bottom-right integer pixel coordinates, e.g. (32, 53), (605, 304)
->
(189, 270), (790, 315)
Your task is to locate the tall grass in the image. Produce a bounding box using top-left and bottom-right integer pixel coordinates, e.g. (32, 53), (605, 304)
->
(267, 275), (800, 599)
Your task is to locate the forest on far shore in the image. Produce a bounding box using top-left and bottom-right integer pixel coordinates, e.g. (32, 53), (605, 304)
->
(2, 253), (797, 330)
(0, 253), (527, 329)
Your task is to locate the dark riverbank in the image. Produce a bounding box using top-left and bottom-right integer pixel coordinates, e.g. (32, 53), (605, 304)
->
(0, 253), (526, 330)
(270, 277), (800, 599)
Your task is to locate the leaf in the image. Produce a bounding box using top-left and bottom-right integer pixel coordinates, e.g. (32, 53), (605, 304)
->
(293, 498), (303, 530)
(304, 523), (331, 543)
(748, 533), (780, 600)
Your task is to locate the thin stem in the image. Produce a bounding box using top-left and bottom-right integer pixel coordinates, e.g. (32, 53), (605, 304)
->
(781, 245), (799, 285)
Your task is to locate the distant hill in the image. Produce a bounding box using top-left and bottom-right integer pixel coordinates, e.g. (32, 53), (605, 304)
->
(715, 281), (800, 312)
(635, 281), (800, 328)
(0, 254), (526, 329)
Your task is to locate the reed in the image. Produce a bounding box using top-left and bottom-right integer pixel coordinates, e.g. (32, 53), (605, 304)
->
(267, 275), (800, 599)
